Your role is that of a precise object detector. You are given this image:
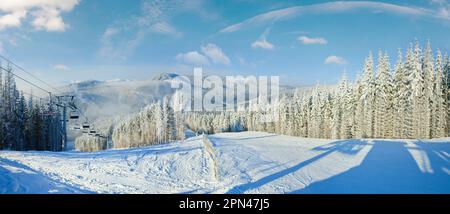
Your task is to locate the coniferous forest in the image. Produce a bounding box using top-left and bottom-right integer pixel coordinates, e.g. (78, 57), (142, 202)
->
(182, 41), (450, 140)
(1, 41), (450, 151)
(0, 63), (63, 151)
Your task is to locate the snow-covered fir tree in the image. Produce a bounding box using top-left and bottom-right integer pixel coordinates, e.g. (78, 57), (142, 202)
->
(181, 41), (449, 140)
(360, 52), (376, 138)
(374, 51), (392, 138)
(112, 97), (184, 149)
(0, 61), (63, 151)
(434, 50), (447, 137)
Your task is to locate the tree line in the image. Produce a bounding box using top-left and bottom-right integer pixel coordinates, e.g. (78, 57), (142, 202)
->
(185, 41), (450, 140)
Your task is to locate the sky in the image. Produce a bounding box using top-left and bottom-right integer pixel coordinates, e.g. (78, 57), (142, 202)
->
(1, 0), (450, 94)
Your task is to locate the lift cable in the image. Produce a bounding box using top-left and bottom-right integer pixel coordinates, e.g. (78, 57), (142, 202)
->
(21, 91), (45, 100)
(0, 54), (62, 94)
(0, 66), (52, 96)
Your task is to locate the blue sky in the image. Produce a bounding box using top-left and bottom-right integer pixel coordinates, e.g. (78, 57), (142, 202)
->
(1, 0), (450, 93)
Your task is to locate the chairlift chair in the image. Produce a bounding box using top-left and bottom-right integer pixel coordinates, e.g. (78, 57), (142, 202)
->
(69, 111), (79, 120)
(82, 123), (90, 129)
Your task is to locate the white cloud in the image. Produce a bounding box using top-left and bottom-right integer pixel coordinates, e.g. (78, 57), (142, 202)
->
(0, 10), (27, 30)
(98, 0), (214, 60)
(430, 0), (450, 17)
(0, 0), (79, 32)
(325, 55), (347, 65)
(201, 43), (231, 65)
(176, 51), (210, 65)
(176, 43), (231, 66)
(220, 1), (450, 33)
(98, 27), (125, 60)
(251, 28), (275, 50)
(31, 7), (66, 31)
(429, 0), (448, 5)
(53, 64), (70, 71)
(103, 27), (119, 39)
(98, 1), (184, 60)
(150, 21), (175, 34)
(251, 38), (275, 50)
(298, 36), (328, 45)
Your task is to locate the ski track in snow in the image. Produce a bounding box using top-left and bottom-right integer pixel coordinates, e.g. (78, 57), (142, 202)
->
(0, 132), (449, 194)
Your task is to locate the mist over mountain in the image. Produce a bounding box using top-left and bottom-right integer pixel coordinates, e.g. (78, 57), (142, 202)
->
(62, 73), (178, 139)
(62, 72), (297, 140)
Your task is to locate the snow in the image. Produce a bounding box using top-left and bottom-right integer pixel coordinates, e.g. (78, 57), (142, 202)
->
(0, 132), (449, 194)
(0, 157), (88, 194)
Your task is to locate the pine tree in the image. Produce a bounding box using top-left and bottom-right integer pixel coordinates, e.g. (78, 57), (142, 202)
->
(411, 41), (428, 138)
(434, 50), (447, 137)
(163, 96), (176, 141)
(3, 64), (16, 149)
(339, 74), (353, 139)
(393, 50), (403, 138)
(353, 74), (363, 138)
(384, 53), (395, 138)
(310, 84), (323, 138)
(0, 66), (3, 150)
(423, 41), (435, 138)
(31, 103), (43, 150)
(401, 46), (415, 139)
(360, 52), (375, 138)
(331, 88), (341, 139)
(322, 92), (333, 139)
(443, 53), (450, 136)
(374, 51), (391, 138)
(155, 101), (165, 143)
(15, 93), (27, 150)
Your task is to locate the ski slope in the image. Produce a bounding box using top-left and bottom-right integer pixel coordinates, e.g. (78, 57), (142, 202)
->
(0, 132), (449, 194)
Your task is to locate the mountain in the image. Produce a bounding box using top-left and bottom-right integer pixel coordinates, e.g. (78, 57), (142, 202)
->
(152, 72), (180, 81)
(62, 74), (179, 140)
(61, 72), (298, 140)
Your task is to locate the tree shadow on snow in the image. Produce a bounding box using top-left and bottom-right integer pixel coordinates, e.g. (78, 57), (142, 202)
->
(226, 139), (368, 194)
(292, 140), (450, 194)
(0, 157), (94, 194)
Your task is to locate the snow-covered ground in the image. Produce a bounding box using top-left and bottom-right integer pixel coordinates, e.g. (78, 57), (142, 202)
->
(0, 132), (449, 194)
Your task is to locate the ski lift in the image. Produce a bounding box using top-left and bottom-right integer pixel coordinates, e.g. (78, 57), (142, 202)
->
(69, 111), (79, 120)
(82, 123), (90, 129)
